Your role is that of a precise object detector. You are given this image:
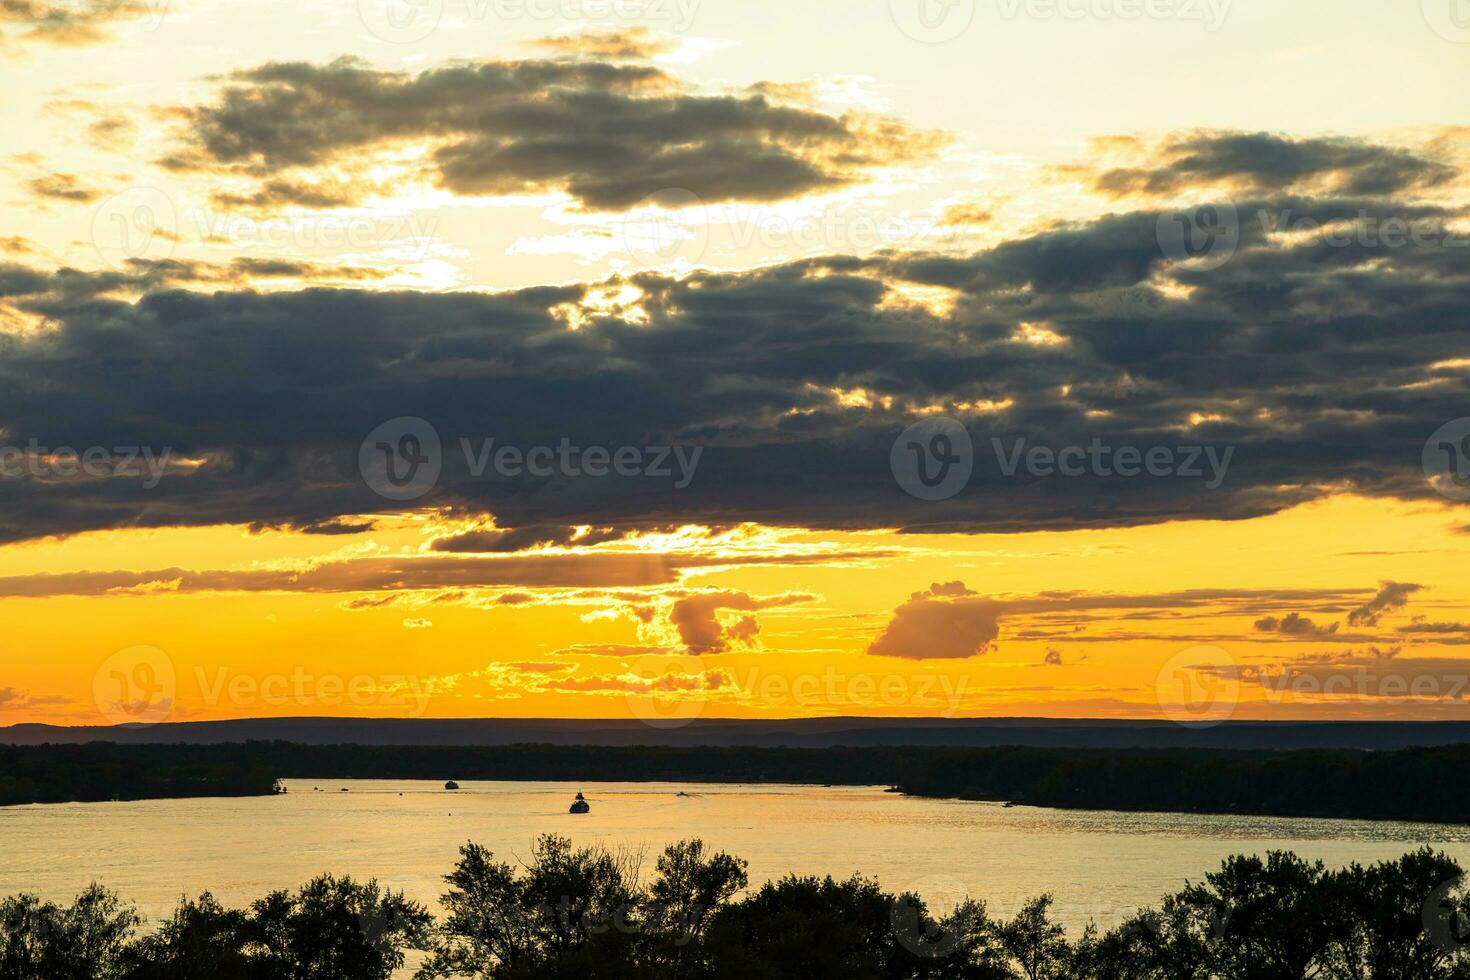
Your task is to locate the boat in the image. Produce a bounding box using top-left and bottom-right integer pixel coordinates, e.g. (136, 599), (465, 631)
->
(444, 780), (459, 791)
(569, 791), (590, 814)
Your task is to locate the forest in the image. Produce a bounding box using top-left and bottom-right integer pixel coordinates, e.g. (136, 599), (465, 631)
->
(8, 740), (1470, 824)
(0, 743), (280, 805)
(4, 838), (1470, 979)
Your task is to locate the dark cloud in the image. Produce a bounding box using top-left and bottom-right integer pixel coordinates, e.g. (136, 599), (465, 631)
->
(0, 137), (1467, 543)
(210, 179), (367, 211)
(164, 56), (935, 212)
(277, 517), (377, 535)
(1254, 612), (1340, 639)
(0, 552), (872, 598)
(0, 554), (690, 595)
(668, 590), (814, 654)
(431, 524), (636, 553)
(226, 257), (388, 281)
(868, 585), (1401, 659)
(0, 257), (383, 305)
(1346, 580), (1422, 627)
(1399, 620), (1470, 636)
(1092, 131), (1456, 198)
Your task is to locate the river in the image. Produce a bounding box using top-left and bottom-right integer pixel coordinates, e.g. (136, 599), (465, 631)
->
(3, 780), (1465, 938)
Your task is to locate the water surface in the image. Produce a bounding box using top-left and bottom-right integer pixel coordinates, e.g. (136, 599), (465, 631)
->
(3, 780), (1465, 934)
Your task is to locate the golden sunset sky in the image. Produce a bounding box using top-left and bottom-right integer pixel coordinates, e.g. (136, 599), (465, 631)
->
(2, 0), (1469, 726)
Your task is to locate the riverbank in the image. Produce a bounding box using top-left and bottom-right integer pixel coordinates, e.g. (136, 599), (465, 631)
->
(0, 743), (279, 805)
(6, 741), (1470, 824)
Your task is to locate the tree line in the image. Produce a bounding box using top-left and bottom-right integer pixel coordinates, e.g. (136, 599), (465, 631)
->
(894, 745), (1470, 821)
(10, 740), (1470, 824)
(0, 743), (279, 806)
(5, 840), (1470, 979)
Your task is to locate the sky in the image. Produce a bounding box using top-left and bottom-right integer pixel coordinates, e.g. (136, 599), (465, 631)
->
(1, 0), (1469, 728)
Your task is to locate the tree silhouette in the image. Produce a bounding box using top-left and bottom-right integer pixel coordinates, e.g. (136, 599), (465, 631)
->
(6, 844), (1470, 978)
(643, 839), (748, 979)
(0, 885), (138, 980)
(999, 895), (1071, 980)
(247, 876), (430, 980)
(122, 893), (250, 980)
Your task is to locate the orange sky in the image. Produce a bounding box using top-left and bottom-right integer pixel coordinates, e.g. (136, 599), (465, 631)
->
(2, 0), (1469, 728)
(3, 494), (1468, 727)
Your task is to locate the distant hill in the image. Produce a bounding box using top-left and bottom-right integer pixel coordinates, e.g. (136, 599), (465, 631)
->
(5, 716), (1470, 751)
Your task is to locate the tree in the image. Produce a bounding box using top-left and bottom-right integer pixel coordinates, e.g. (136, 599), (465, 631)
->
(999, 895), (1070, 980)
(1169, 852), (1332, 980)
(247, 875), (430, 980)
(418, 835), (644, 979)
(122, 893), (250, 980)
(703, 873), (921, 980)
(643, 839), (747, 978)
(1081, 901), (1215, 980)
(0, 885), (138, 980)
(1320, 848), (1470, 980)
(900, 895), (1012, 980)
(17, 844), (1470, 980)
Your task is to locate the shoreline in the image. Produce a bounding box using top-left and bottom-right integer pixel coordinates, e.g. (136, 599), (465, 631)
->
(8, 741), (1470, 825)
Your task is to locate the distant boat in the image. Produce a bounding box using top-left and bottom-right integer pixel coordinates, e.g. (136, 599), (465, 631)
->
(569, 791), (590, 814)
(444, 780), (459, 791)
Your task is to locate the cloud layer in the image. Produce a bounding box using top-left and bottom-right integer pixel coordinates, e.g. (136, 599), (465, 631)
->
(868, 582), (1428, 660)
(1088, 131), (1456, 199)
(0, 132), (1467, 546)
(162, 56), (934, 211)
